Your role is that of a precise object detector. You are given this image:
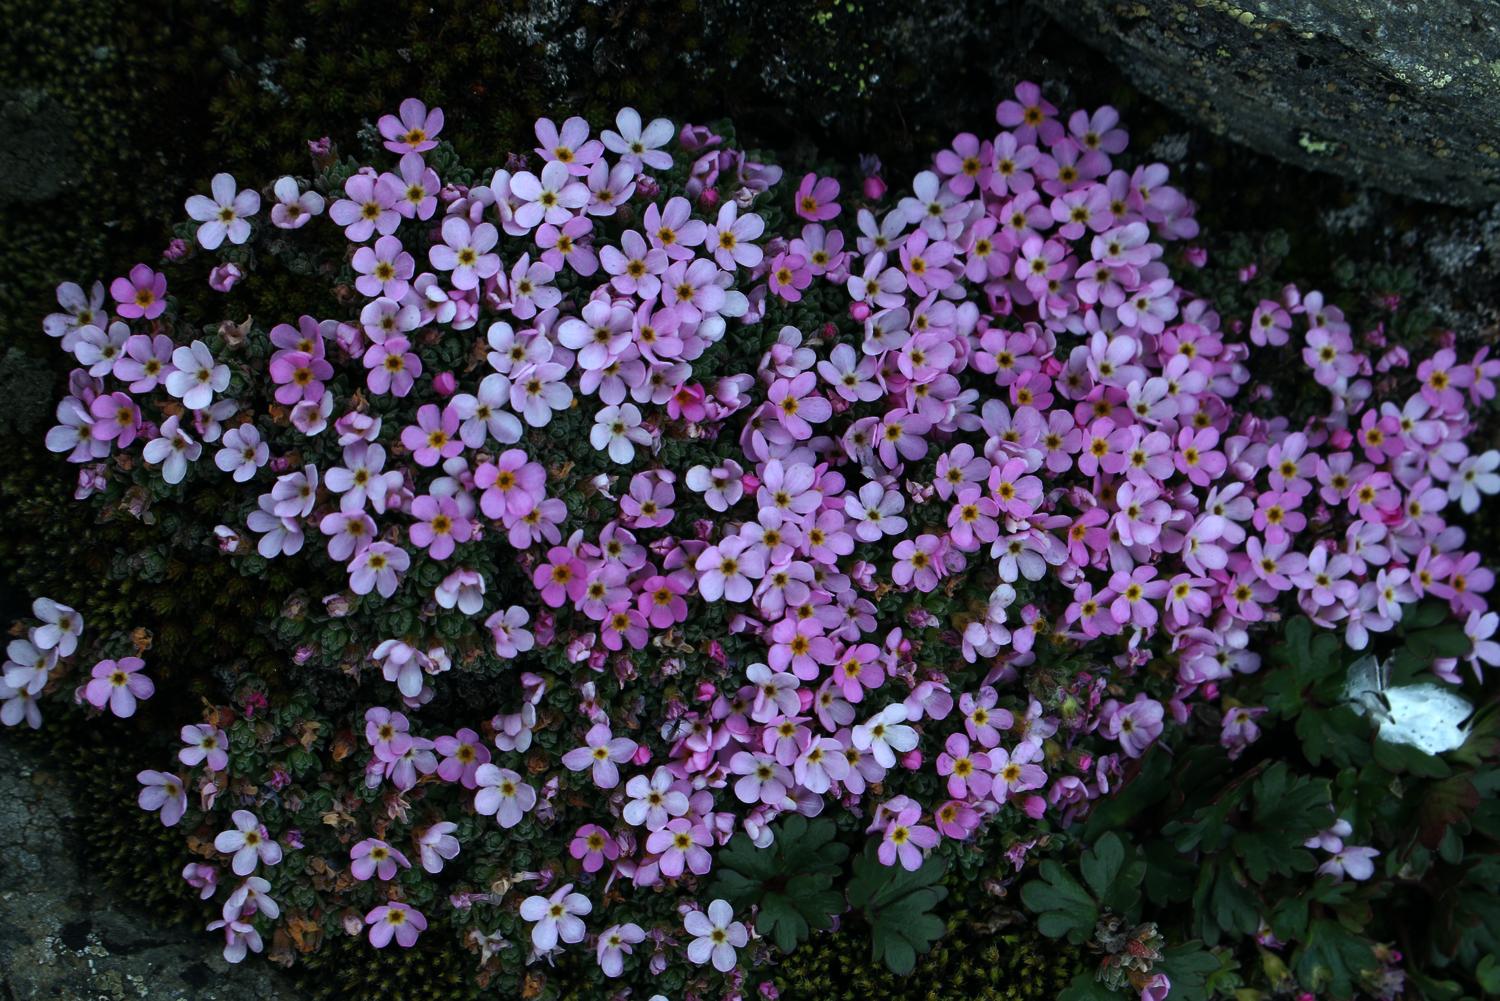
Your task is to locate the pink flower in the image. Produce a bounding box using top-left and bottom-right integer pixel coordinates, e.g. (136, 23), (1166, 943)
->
(365, 902), (427, 948)
(519, 883), (592, 951)
(434, 728), (491, 787)
(363, 335), (422, 397)
(348, 541), (410, 598)
(1108, 566), (1169, 629)
(602, 106), (674, 169)
(990, 745), (1048, 799)
(535, 115), (604, 174)
(85, 657), (154, 717)
(561, 723), (638, 789)
(474, 765), (537, 827)
(379, 97), (443, 154)
(269, 175), (325, 228)
(1317, 846), (1379, 882)
(707, 203), (765, 270)
(89, 392), (141, 447)
(400, 404), (463, 466)
(179, 724), (229, 771)
(137, 770), (188, 826)
(477, 448), (546, 518)
(429, 217), (501, 290)
(353, 235), (415, 299)
(595, 921), (646, 978)
(768, 252), (814, 302)
(936, 733), (992, 799)
(696, 536), (766, 602)
(417, 822), (460, 873)
(569, 824), (620, 872)
(351, 838), (411, 881)
(878, 805), (939, 870)
(646, 817), (713, 877)
(892, 534), (946, 592)
(409, 494), (471, 560)
(114, 334), (177, 393)
(213, 810), (283, 876)
(1220, 706), (1268, 759)
(534, 546), (588, 606)
(330, 173), (402, 241)
(794, 173), (842, 221)
(1102, 695), (1165, 758)
(512, 160), (590, 229)
(110, 264), (167, 319)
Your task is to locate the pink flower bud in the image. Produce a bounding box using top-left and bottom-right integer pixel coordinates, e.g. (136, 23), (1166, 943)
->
(900, 749), (922, 770)
(163, 238), (191, 261)
(797, 688), (815, 712)
(862, 175), (887, 200)
(209, 263), (244, 292)
(695, 682), (717, 702)
(698, 187), (719, 209)
(631, 744), (652, 766)
(848, 301), (871, 322)
(432, 371), (457, 396)
(1183, 246), (1208, 267)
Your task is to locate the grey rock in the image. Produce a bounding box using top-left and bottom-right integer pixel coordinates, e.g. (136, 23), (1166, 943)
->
(0, 737), (304, 1001)
(0, 89), (77, 206)
(1036, 0), (1500, 206)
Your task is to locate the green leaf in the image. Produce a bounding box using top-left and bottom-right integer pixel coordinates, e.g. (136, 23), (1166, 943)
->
(709, 815), (850, 952)
(1083, 745), (1174, 841)
(1021, 859), (1099, 943)
(1142, 839), (1198, 906)
(1079, 832), (1145, 913)
(1155, 942), (1224, 1001)
(1414, 776), (1480, 850)
(1058, 971), (1119, 1001)
(1291, 919), (1376, 1000)
(1405, 625), (1473, 661)
(1474, 954), (1500, 994)
(1230, 763), (1328, 882)
(848, 845), (949, 974)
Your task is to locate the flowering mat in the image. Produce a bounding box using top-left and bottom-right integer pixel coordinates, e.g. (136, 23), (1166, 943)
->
(7, 83), (1500, 1001)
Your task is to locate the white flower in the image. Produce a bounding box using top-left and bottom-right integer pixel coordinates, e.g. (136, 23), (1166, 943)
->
(31, 598), (83, 657)
(142, 415), (201, 484)
(590, 404), (652, 463)
(215, 426), (269, 482)
(269, 175), (325, 229)
(684, 460), (744, 512)
(185, 173), (261, 249)
(684, 899), (747, 972)
(166, 341), (230, 411)
(851, 704), (919, 768)
(518, 883), (592, 951)
(600, 107), (675, 171)
(1449, 450), (1500, 514)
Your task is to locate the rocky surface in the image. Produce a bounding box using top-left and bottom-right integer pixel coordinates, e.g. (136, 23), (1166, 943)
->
(0, 736), (302, 1001)
(1037, 0), (1500, 206)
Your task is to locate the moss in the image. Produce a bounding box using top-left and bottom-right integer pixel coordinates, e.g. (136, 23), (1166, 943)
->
(774, 918), (1082, 1001)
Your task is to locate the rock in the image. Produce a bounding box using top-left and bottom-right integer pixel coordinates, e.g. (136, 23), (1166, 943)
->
(0, 89), (77, 206)
(0, 737), (304, 1001)
(1036, 0), (1500, 206)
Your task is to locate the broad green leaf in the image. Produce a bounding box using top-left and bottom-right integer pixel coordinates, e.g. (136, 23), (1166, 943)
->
(1021, 859), (1098, 942)
(1142, 838), (1198, 906)
(1414, 776), (1479, 850)
(1082, 745), (1174, 841)
(1292, 919), (1376, 1000)
(1058, 971), (1119, 1001)
(848, 844), (949, 974)
(1079, 832), (1145, 913)
(1156, 942), (1226, 1001)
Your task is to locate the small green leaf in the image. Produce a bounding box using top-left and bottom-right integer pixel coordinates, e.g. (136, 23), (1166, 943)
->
(1156, 942), (1225, 1001)
(1474, 954), (1500, 994)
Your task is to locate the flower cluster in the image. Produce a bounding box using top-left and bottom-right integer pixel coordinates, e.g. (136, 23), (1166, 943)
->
(21, 86), (1498, 1000)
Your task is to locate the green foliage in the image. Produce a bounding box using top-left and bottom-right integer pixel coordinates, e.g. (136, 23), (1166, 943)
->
(1022, 833), (1145, 944)
(710, 815), (848, 953)
(846, 843), (949, 976)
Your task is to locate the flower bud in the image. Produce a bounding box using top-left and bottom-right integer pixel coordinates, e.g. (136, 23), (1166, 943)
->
(862, 175), (887, 201)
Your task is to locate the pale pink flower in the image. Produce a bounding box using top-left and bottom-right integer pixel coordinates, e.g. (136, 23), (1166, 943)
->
(84, 657), (153, 717)
(561, 723), (637, 789)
